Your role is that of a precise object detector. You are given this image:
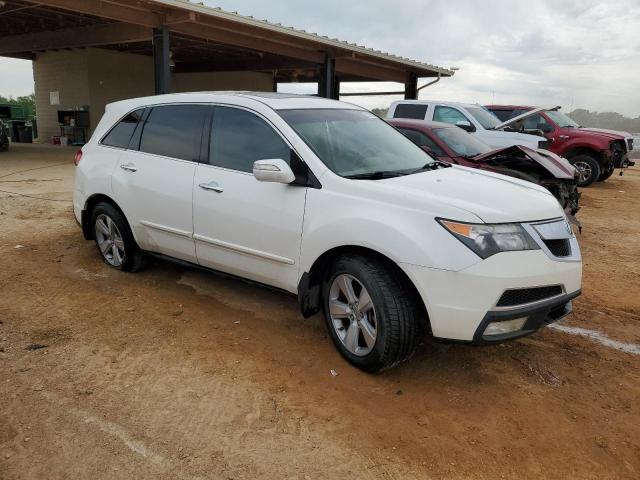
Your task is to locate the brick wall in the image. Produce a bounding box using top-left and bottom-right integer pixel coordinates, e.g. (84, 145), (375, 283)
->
(33, 48), (275, 143)
(33, 50), (90, 142)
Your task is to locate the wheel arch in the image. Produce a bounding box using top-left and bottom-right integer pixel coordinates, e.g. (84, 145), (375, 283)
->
(564, 146), (606, 164)
(81, 193), (131, 241)
(297, 245), (430, 331)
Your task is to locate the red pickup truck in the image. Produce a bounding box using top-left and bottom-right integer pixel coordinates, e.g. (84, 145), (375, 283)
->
(485, 105), (635, 187)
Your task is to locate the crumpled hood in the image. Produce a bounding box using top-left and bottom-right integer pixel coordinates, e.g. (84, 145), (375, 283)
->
(379, 165), (563, 224)
(491, 129), (545, 143)
(473, 144), (576, 179)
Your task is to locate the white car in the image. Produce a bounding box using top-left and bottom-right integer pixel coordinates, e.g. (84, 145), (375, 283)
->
(74, 92), (582, 372)
(387, 100), (548, 150)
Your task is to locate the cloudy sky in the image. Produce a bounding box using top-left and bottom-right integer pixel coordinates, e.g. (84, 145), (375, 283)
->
(2, 0), (639, 116)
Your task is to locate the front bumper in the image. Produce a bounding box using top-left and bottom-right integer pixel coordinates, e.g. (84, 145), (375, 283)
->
(471, 289), (581, 344)
(401, 249), (582, 342)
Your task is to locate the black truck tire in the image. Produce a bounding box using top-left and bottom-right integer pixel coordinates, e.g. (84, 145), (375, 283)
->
(570, 154), (601, 187)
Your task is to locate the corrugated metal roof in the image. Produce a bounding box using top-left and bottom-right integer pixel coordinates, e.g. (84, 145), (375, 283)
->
(151, 0), (454, 77)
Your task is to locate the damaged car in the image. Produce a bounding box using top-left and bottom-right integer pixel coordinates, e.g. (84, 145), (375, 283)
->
(485, 105), (635, 187)
(388, 119), (580, 216)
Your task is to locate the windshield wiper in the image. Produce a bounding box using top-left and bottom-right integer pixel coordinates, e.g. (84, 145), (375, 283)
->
(405, 160), (451, 174)
(344, 170), (406, 180)
(345, 161), (450, 180)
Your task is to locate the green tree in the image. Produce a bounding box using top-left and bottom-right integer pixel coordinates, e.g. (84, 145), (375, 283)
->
(0, 93), (35, 119)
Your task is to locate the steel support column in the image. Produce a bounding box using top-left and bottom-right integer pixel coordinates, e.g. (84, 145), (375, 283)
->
(318, 56), (338, 99)
(404, 72), (418, 100)
(153, 27), (171, 95)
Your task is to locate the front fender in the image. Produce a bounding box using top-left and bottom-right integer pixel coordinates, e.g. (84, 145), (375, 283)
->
(299, 187), (482, 276)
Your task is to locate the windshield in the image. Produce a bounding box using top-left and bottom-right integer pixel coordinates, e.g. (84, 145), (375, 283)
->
(545, 110), (580, 128)
(466, 106), (501, 129)
(278, 109), (434, 177)
(434, 127), (491, 157)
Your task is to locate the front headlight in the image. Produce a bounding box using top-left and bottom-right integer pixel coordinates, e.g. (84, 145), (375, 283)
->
(438, 219), (540, 259)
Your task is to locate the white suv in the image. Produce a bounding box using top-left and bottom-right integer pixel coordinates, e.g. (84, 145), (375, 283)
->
(387, 100), (548, 150)
(74, 92), (582, 372)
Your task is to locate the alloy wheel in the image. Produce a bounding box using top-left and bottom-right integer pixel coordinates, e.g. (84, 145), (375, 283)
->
(573, 161), (592, 184)
(94, 213), (126, 267)
(328, 274), (378, 356)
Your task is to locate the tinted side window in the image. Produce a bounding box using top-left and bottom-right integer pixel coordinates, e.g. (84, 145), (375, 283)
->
(139, 105), (208, 161)
(102, 109), (144, 148)
(397, 128), (446, 156)
(522, 113), (549, 130)
(490, 110), (515, 122)
(433, 106), (469, 125)
(393, 104), (428, 120)
(210, 106), (290, 173)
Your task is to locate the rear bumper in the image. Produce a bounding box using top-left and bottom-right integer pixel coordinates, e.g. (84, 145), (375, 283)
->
(471, 289), (581, 344)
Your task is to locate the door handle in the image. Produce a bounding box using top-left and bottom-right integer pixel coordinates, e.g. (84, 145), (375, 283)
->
(199, 181), (223, 193)
(120, 163), (137, 172)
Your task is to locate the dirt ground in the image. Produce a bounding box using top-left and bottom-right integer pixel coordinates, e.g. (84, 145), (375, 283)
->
(1, 143), (639, 480)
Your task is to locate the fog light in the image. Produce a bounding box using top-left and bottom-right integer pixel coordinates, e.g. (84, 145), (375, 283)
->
(483, 317), (528, 336)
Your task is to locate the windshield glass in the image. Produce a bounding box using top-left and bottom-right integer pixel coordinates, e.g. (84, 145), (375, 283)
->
(279, 109), (434, 177)
(434, 127), (491, 157)
(545, 110), (580, 128)
(466, 106), (501, 129)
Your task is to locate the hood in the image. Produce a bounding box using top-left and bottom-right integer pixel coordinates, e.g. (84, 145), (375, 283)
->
(473, 145), (576, 179)
(494, 106), (560, 130)
(485, 129), (546, 144)
(378, 165), (563, 224)
(577, 127), (630, 140)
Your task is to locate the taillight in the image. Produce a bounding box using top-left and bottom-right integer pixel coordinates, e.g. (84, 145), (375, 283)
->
(74, 149), (83, 166)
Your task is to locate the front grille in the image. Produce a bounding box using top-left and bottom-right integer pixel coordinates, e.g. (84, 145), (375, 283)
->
(496, 285), (563, 307)
(543, 239), (572, 257)
(628, 138), (634, 152)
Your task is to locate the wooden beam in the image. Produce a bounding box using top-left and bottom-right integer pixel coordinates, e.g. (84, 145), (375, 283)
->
(19, 0), (160, 27)
(334, 58), (407, 83)
(0, 22), (152, 54)
(169, 22), (325, 64)
(173, 57), (316, 74)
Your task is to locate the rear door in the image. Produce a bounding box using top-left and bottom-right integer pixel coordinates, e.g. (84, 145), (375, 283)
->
(112, 104), (208, 263)
(192, 105), (306, 292)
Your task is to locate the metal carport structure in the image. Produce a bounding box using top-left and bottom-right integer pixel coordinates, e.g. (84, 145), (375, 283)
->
(0, 0), (453, 97)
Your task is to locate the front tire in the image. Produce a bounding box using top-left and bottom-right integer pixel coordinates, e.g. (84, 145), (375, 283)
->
(90, 202), (145, 272)
(598, 162), (615, 181)
(570, 154), (601, 187)
(322, 255), (422, 372)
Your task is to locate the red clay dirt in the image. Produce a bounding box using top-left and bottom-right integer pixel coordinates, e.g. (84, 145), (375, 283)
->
(1, 144), (639, 479)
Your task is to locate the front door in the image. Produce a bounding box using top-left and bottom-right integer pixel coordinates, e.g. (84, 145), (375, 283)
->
(112, 104), (208, 263)
(193, 105), (306, 292)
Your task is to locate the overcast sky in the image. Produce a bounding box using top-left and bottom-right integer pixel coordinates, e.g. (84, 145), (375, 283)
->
(1, 0), (639, 116)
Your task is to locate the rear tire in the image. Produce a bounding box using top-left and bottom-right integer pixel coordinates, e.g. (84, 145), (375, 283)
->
(570, 154), (601, 187)
(322, 254), (422, 372)
(90, 202), (146, 272)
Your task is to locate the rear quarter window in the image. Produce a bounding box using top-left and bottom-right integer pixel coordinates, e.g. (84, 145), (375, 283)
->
(393, 104), (428, 120)
(101, 109), (144, 148)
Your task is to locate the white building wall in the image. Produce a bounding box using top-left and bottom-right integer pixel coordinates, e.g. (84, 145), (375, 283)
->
(33, 48), (274, 142)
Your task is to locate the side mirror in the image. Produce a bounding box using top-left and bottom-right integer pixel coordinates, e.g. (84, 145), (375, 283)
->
(253, 159), (296, 184)
(455, 120), (475, 133)
(537, 123), (553, 133)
